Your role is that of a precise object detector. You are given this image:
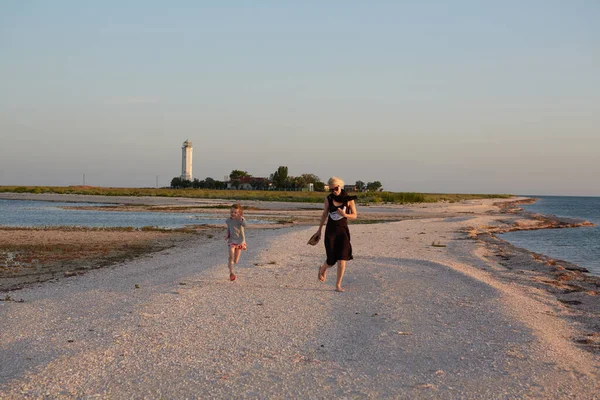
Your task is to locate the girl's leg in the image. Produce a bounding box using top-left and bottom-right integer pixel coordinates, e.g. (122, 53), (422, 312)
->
(228, 246), (236, 274)
(234, 248), (242, 264)
(335, 260), (346, 292)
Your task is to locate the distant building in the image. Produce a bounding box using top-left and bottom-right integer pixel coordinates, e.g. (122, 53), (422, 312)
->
(181, 140), (193, 181)
(344, 185), (357, 192)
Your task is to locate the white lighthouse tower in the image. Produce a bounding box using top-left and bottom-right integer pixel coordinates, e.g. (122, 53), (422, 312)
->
(181, 140), (193, 181)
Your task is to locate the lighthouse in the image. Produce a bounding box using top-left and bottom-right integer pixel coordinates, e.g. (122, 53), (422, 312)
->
(181, 140), (193, 181)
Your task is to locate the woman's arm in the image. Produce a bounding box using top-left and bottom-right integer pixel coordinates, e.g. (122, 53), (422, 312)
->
(316, 197), (329, 235)
(339, 200), (357, 221)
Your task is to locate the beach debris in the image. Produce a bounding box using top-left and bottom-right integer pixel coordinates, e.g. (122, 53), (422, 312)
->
(573, 333), (600, 348)
(562, 287), (584, 294)
(556, 273), (575, 282)
(575, 338), (595, 344)
(564, 264), (589, 272)
(559, 299), (582, 305)
(415, 383), (436, 390)
(396, 331), (412, 336)
(506, 345), (526, 359)
(1, 295), (25, 303)
(134, 284), (140, 289)
(63, 271), (78, 277)
(431, 241), (446, 247)
(178, 282), (186, 285)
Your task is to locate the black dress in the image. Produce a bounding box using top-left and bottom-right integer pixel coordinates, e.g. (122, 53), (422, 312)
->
(324, 194), (353, 266)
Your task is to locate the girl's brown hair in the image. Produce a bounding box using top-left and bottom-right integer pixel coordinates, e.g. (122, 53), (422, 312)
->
(232, 203), (243, 217)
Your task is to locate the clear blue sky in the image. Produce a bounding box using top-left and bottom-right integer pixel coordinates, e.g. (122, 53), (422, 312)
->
(1, 1), (598, 195)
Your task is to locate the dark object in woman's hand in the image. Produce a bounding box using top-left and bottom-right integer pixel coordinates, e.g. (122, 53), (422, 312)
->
(307, 232), (320, 246)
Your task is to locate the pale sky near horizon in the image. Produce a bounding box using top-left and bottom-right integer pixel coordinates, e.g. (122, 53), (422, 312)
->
(1, 1), (598, 196)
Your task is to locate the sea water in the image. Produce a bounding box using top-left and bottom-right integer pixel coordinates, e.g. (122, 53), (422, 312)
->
(500, 196), (600, 277)
(0, 199), (266, 228)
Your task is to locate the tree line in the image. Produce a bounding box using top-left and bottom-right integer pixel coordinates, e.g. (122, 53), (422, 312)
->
(171, 166), (383, 192)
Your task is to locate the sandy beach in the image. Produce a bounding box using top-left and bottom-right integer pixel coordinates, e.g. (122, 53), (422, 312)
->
(1, 195), (599, 398)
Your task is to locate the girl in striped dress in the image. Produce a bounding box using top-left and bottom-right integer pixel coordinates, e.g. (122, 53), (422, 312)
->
(226, 203), (247, 281)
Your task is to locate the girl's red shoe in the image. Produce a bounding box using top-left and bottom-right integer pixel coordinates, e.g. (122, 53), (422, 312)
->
(230, 273), (236, 281)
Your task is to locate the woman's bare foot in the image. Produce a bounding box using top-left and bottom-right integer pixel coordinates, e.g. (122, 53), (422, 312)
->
(335, 286), (344, 292)
(318, 265), (327, 282)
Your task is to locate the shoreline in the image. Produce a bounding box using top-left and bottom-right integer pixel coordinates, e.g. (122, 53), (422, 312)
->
(462, 198), (600, 353)
(486, 198), (596, 274)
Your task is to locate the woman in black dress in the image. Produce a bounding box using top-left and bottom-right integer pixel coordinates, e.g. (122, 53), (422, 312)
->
(315, 177), (358, 292)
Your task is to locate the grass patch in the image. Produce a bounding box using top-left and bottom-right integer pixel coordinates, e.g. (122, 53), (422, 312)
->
(0, 186), (513, 205)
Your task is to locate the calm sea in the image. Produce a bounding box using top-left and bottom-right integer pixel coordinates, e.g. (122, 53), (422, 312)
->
(500, 196), (600, 277)
(0, 199), (266, 228)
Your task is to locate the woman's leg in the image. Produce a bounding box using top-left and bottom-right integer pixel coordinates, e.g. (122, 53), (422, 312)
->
(228, 246), (236, 274)
(318, 262), (330, 282)
(335, 260), (346, 292)
(234, 248), (242, 264)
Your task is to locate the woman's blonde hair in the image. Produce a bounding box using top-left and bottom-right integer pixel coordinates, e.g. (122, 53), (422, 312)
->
(328, 176), (344, 188)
